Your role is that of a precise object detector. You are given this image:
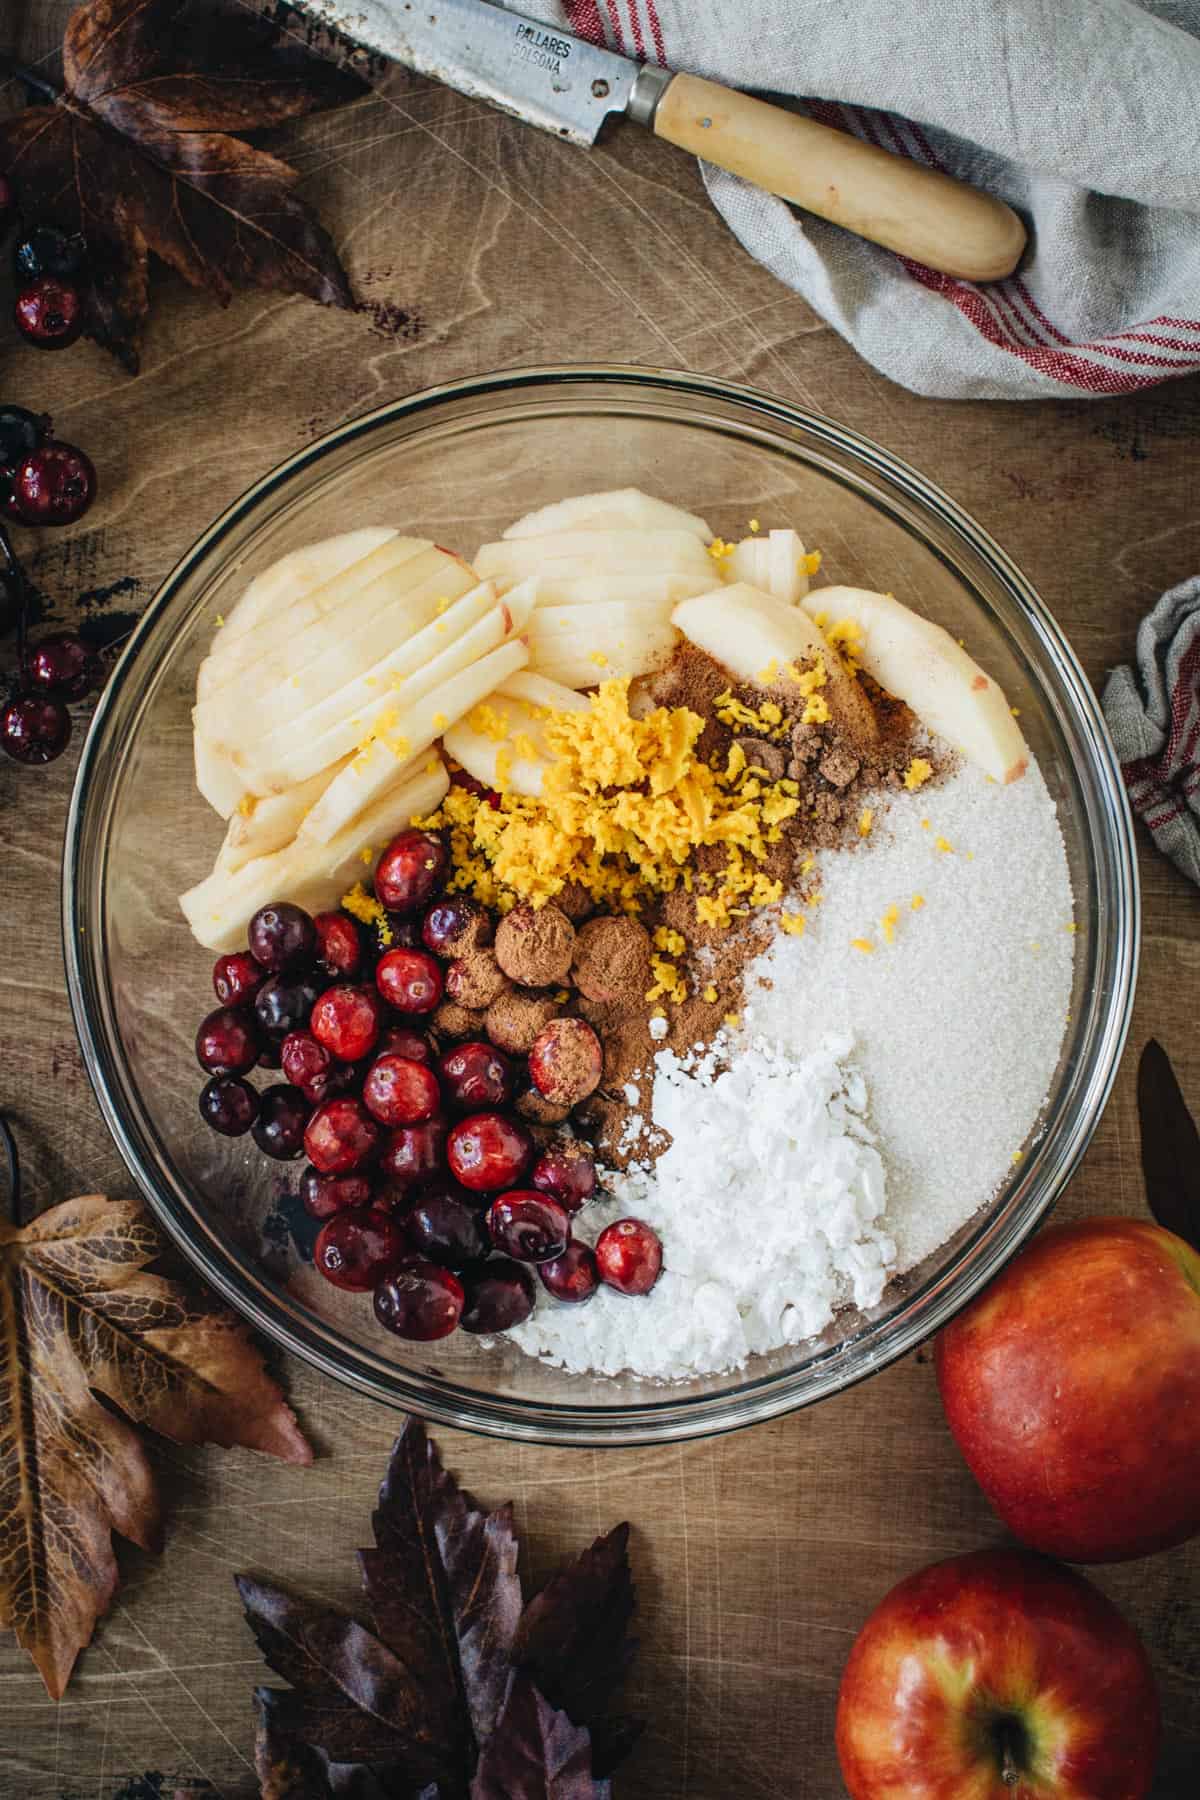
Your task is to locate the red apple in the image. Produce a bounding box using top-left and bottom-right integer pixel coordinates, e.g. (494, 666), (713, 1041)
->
(936, 1217), (1200, 1562)
(836, 1549), (1159, 1800)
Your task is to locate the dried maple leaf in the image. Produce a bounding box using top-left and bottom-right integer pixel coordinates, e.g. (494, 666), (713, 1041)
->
(1138, 1037), (1200, 1252)
(241, 1419), (640, 1800)
(0, 1189), (312, 1700)
(0, 0), (365, 371)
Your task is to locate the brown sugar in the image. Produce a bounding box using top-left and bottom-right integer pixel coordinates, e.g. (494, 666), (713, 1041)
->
(571, 916), (652, 1007)
(495, 902), (575, 987)
(485, 987), (562, 1055)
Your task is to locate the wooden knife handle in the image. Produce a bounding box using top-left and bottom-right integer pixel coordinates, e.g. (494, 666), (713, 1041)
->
(651, 73), (1025, 282)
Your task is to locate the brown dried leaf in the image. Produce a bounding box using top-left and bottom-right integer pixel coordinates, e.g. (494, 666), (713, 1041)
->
(0, 0), (364, 370)
(470, 1672), (599, 1800)
(0, 1192), (311, 1699)
(1138, 1037), (1200, 1252)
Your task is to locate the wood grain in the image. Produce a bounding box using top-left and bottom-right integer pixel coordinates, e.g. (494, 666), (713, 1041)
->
(1, 4), (1197, 1795)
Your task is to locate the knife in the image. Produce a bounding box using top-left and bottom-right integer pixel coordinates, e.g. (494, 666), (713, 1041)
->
(301, 0), (1025, 281)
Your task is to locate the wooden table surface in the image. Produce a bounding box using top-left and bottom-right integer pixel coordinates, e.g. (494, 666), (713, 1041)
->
(3, 6), (1198, 1795)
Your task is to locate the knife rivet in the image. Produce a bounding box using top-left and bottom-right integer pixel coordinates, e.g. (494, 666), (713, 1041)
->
(592, 79), (610, 98)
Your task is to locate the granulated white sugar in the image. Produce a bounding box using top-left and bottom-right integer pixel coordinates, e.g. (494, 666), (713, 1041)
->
(744, 757), (1073, 1273)
(510, 1033), (896, 1378)
(510, 756), (1073, 1381)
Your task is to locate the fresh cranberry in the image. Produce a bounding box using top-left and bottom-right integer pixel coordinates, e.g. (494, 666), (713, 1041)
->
(251, 1084), (311, 1160)
(314, 1208), (406, 1292)
(380, 912), (423, 951)
(304, 1096), (380, 1174)
(248, 901), (316, 972)
(373, 1258), (464, 1340)
(258, 1040), (283, 1069)
(405, 1185), (489, 1267)
(528, 1018), (603, 1106)
(254, 971), (321, 1043)
(487, 1190), (570, 1264)
(362, 1052), (441, 1126)
(198, 1075), (259, 1137)
(299, 1165), (374, 1220)
(539, 1240), (599, 1304)
(310, 983), (383, 1062)
(281, 1027), (337, 1100)
(0, 693), (70, 765)
(374, 829), (447, 912)
(5, 440), (95, 527)
(452, 771), (502, 808)
(377, 1025), (435, 1064)
(195, 1005), (259, 1076)
(438, 1041), (514, 1111)
(376, 947), (443, 1014)
(459, 1259), (536, 1333)
(379, 1115), (449, 1190)
(213, 950), (263, 1007)
(530, 1141), (597, 1214)
(313, 909), (364, 977)
(14, 277), (84, 350)
(27, 631), (99, 701)
(422, 897), (491, 957)
(595, 1218), (662, 1296)
(447, 1111), (532, 1193)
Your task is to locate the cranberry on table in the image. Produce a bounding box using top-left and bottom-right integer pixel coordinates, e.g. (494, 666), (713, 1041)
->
(363, 1052), (441, 1126)
(254, 971), (322, 1042)
(304, 1095), (380, 1175)
(198, 1074), (259, 1137)
(310, 982), (383, 1062)
(251, 1084), (311, 1160)
(195, 1005), (259, 1076)
(487, 1190), (571, 1265)
(14, 277), (84, 350)
(374, 829), (448, 912)
(27, 631), (99, 701)
(248, 901), (317, 972)
(459, 1258), (536, 1334)
(379, 1115), (449, 1190)
(596, 1218), (663, 1296)
(405, 1185), (489, 1268)
(313, 909), (364, 977)
(531, 1141), (597, 1213)
(528, 1018), (603, 1107)
(422, 897), (490, 957)
(539, 1240), (599, 1304)
(376, 946), (443, 1014)
(0, 693), (70, 765)
(438, 1040), (514, 1111)
(5, 440), (95, 526)
(299, 1165), (375, 1221)
(213, 950), (264, 1007)
(374, 1258), (464, 1341)
(313, 1208), (406, 1292)
(377, 1024), (435, 1065)
(447, 1110), (533, 1193)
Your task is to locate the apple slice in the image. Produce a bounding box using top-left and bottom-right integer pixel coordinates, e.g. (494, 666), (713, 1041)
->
(442, 671), (587, 797)
(526, 603), (678, 688)
(195, 552), (478, 746)
(726, 536), (771, 590)
(524, 571), (713, 609)
(476, 529), (715, 587)
(232, 580), (509, 793)
(671, 583), (878, 742)
(216, 757), (352, 874)
(801, 585), (1029, 783)
(180, 759), (450, 953)
(495, 671), (590, 713)
(214, 528), (399, 649)
(300, 639), (529, 843)
(501, 488), (713, 542)
(194, 734), (247, 821)
(198, 535), (436, 697)
(727, 530), (810, 604)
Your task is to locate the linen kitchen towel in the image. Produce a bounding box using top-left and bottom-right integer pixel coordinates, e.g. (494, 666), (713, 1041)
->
(522, 1), (1200, 399)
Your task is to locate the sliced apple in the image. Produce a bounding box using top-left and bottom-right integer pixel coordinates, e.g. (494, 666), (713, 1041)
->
(501, 488), (713, 542)
(726, 530), (809, 604)
(726, 537), (771, 591)
(671, 583), (878, 743)
(300, 639), (528, 843)
(442, 671), (587, 797)
(527, 601), (678, 688)
(232, 580), (512, 793)
(216, 757), (352, 874)
(801, 585), (1029, 782)
(180, 759), (450, 953)
(194, 734), (247, 820)
(476, 529), (715, 587)
(524, 571), (712, 609)
(214, 528), (399, 649)
(495, 671), (590, 713)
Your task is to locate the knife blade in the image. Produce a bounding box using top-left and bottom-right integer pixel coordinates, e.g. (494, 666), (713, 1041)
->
(301, 0), (1025, 281)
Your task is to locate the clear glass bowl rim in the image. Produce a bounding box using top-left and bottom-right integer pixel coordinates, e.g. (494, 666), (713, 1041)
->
(63, 363), (1139, 1446)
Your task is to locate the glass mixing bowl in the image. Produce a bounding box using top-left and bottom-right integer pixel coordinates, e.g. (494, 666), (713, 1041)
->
(64, 367), (1138, 1445)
